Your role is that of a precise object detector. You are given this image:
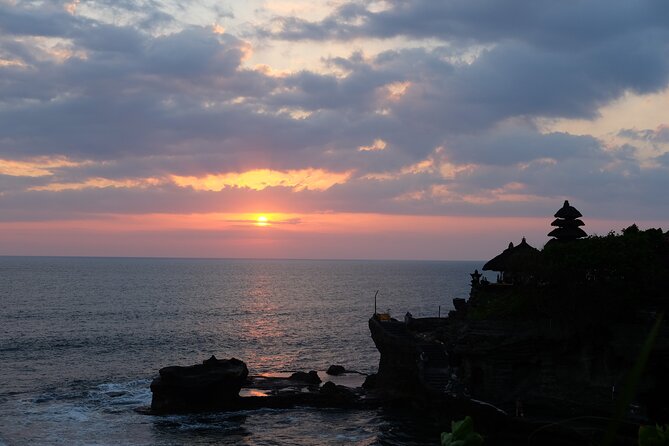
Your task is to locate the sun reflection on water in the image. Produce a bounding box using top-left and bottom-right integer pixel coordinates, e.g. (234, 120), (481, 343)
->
(237, 272), (298, 371)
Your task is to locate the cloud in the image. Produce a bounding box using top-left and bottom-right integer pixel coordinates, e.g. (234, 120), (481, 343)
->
(0, 0), (667, 233)
(359, 138), (387, 152)
(0, 3), (78, 37)
(2, 2), (667, 173)
(0, 156), (86, 177)
(656, 152), (669, 167)
(171, 168), (352, 192)
(264, 0), (669, 47)
(619, 125), (669, 143)
(261, 1), (669, 127)
(443, 124), (602, 166)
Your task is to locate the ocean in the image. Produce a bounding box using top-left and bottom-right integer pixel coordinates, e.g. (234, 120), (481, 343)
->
(0, 257), (484, 445)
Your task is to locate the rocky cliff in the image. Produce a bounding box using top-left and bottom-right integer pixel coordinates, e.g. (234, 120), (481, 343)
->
(368, 296), (669, 443)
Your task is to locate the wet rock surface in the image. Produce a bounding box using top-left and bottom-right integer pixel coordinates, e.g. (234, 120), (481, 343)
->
(148, 361), (374, 414)
(150, 356), (248, 414)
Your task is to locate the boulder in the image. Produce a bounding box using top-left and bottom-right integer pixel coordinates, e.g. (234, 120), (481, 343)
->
(319, 381), (357, 405)
(326, 365), (346, 376)
(150, 356), (248, 413)
(288, 370), (321, 385)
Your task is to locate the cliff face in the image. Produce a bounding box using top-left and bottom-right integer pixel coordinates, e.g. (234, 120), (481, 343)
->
(369, 306), (669, 425)
(368, 315), (509, 431)
(368, 317), (423, 397)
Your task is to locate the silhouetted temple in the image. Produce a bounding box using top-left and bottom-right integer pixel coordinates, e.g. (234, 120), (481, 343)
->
(547, 200), (587, 241)
(367, 199), (669, 444)
(481, 200), (588, 283)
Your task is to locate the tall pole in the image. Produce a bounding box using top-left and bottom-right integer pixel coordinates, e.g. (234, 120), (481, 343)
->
(438, 305), (441, 318)
(374, 290), (379, 315)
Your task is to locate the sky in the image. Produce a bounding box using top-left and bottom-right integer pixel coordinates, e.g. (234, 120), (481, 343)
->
(1, 0), (668, 260)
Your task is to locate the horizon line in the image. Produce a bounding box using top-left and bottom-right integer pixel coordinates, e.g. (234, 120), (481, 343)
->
(0, 254), (488, 263)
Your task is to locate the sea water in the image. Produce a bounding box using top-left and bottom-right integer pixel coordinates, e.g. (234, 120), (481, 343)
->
(0, 257), (483, 445)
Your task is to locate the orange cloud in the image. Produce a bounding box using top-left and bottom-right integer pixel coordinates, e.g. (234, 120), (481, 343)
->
(0, 58), (26, 68)
(171, 168), (352, 192)
(358, 138), (387, 152)
(64, 0), (80, 14)
(384, 81), (411, 100)
(30, 177), (163, 191)
(0, 157), (88, 177)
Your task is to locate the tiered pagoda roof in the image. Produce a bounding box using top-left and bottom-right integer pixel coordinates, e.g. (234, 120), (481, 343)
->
(547, 200), (587, 241)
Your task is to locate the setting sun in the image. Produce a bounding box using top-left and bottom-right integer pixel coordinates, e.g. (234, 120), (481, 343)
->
(256, 215), (269, 227)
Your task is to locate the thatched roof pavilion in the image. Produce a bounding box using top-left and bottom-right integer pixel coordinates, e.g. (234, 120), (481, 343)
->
(483, 237), (539, 273)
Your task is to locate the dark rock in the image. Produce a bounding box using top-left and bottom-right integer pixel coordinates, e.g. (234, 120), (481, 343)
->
(319, 381), (357, 404)
(362, 373), (377, 389)
(288, 370), (321, 384)
(326, 365), (346, 375)
(203, 355), (219, 365)
(150, 357), (248, 414)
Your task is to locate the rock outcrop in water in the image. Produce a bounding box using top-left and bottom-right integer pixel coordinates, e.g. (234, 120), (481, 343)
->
(148, 360), (376, 414)
(150, 356), (248, 413)
(326, 365), (346, 375)
(288, 370), (321, 384)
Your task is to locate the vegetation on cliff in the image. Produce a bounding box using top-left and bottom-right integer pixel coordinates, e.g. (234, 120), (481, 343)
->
(470, 225), (669, 324)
